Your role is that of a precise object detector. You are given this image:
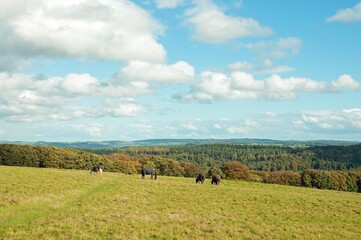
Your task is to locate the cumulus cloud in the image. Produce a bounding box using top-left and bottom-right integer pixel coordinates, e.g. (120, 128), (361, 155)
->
(179, 71), (258, 102)
(0, 0), (166, 70)
(332, 74), (361, 90)
(183, 0), (272, 43)
(264, 74), (329, 100)
(118, 60), (195, 83)
(327, 2), (361, 23)
(176, 71), (349, 102)
(104, 99), (145, 117)
(228, 59), (294, 74)
(0, 72), (148, 122)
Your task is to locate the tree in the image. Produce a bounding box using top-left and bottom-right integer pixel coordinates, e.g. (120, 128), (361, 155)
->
(180, 162), (205, 178)
(222, 161), (251, 181)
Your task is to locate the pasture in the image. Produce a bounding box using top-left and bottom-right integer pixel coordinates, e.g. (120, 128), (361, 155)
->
(1, 166), (361, 239)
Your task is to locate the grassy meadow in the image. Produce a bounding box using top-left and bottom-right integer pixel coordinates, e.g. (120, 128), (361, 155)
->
(1, 165), (361, 239)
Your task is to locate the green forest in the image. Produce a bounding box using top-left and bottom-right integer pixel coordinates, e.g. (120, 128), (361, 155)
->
(90, 143), (361, 171)
(1, 143), (361, 193)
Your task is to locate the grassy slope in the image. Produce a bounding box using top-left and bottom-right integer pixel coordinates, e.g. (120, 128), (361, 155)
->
(1, 166), (360, 240)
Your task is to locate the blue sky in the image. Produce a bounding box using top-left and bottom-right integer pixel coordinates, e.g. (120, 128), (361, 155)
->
(0, 0), (360, 141)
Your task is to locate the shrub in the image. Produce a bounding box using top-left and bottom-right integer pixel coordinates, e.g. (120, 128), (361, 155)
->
(344, 172), (358, 192)
(301, 169), (317, 187)
(253, 171), (270, 183)
(267, 171), (302, 186)
(329, 171), (347, 191)
(181, 162), (205, 178)
(222, 161), (251, 181)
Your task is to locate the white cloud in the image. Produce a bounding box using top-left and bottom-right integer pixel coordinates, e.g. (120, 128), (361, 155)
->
(61, 73), (99, 94)
(118, 60), (195, 83)
(228, 61), (255, 72)
(231, 72), (264, 91)
(0, 0), (166, 70)
(228, 60), (294, 75)
(244, 37), (302, 59)
(191, 71), (259, 101)
(0, 72), (148, 122)
(332, 74), (361, 90)
(155, 0), (185, 9)
(264, 74), (329, 100)
(72, 123), (103, 137)
(226, 118), (261, 135)
(301, 109), (361, 130)
(227, 126), (248, 134)
(177, 71), (343, 102)
(342, 109), (361, 128)
(181, 123), (198, 131)
(104, 99), (145, 117)
(183, 0), (272, 43)
(327, 2), (361, 23)
(213, 123), (222, 129)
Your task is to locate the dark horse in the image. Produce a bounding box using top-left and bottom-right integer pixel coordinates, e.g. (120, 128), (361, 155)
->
(196, 173), (205, 184)
(141, 168), (157, 180)
(211, 174), (221, 185)
(90, 164), (103, 177)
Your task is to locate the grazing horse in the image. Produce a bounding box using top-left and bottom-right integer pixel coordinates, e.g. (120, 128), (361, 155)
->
(211, 174), (221, 185)
(196, 173), (205, 184)
(141, 168), (157, 180)
(90, 164), (103, 177)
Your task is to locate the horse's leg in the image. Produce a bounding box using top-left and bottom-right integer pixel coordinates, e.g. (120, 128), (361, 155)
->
(99, 169), (103, 177)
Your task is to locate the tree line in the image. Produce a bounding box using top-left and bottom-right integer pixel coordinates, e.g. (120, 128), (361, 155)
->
(90, 143), (361, 171)
(1, 143), (361, 193)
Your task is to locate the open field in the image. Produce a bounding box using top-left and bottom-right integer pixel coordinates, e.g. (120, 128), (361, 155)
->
(1, 166), (361, 239)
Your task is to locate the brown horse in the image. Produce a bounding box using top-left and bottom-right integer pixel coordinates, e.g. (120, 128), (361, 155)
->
(211, 174), (221, 185)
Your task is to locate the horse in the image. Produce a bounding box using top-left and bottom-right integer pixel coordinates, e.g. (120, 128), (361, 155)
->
(141, 168), (157, 180)
(211, 174), (221, 185)
(196, 173), (205, 184)
(90, 164), (103, 177)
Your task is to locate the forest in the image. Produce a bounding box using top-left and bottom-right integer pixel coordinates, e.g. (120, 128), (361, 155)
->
(1, 143), (361, 193)
(90, 143), (361, 171)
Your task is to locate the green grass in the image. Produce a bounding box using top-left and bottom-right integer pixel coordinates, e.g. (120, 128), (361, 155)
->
(1, 166), (361, 239)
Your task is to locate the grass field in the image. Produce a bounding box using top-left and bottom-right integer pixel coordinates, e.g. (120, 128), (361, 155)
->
(1, 166), (361, 239)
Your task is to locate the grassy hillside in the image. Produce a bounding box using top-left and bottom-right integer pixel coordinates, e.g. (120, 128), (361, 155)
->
(1, 166), (361, 239)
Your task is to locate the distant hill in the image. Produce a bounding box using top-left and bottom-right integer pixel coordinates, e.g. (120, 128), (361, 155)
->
(0, 138), (359, 149)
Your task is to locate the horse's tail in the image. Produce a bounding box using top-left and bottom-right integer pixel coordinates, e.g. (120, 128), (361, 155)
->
(154, 170), (157, 180)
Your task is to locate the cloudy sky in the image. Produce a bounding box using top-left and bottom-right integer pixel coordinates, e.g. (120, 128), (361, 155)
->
(0, 0), (360, 142)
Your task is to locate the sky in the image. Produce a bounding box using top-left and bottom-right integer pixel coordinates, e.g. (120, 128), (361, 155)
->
(0, 0), (360, 142)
